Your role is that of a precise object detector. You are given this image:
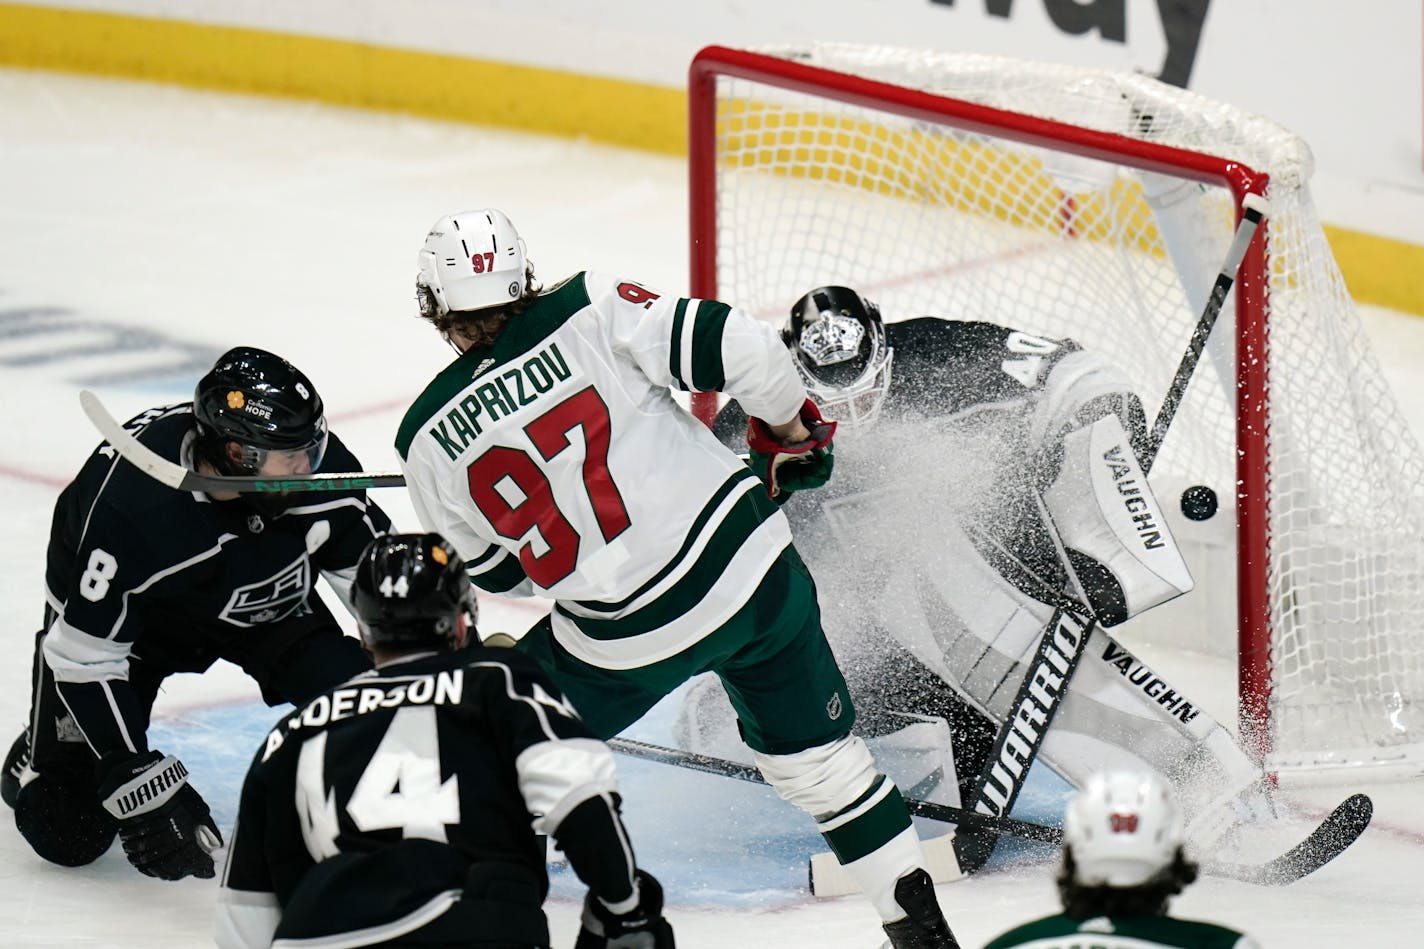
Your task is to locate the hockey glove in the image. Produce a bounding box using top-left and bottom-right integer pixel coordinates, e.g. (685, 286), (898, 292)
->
(747, 398), (837, 500)
(574, 869), (676, 949)
(98, 750), (223, 881)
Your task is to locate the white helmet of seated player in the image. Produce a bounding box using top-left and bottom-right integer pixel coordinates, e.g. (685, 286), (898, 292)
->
(1063, 770), (1184, 888)
(785, 286), (893, 429)
(416, 209), (530, 318)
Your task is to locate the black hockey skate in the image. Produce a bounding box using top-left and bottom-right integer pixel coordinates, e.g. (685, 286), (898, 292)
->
(881, 868), (961, 949)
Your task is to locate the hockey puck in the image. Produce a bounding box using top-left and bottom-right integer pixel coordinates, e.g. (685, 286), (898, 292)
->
(1181, 485), (1218, 521)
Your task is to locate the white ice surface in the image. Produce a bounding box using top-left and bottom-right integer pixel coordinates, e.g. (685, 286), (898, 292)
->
(1, 69), (1422, 948)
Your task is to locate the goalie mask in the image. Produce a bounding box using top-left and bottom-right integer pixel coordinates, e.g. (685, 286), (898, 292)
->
(350, 532), (477, 652)
(785, 286), (893, 428)
(193, 346), (328, 479)
(1063, 770), (1183, 888)
(416, 208), (529, 319)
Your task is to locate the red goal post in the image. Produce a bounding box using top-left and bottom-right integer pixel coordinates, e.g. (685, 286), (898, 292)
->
(686, 43), (1424, 780)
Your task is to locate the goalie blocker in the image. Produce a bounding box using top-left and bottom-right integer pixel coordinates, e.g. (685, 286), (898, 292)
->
(1042, 413), (1194, 625)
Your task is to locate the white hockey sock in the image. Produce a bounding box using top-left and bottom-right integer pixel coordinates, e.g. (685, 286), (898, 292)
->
(832, 825), (925, 922)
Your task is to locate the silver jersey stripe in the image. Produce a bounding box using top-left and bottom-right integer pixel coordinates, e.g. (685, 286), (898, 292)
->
(268, 889), (463, 949)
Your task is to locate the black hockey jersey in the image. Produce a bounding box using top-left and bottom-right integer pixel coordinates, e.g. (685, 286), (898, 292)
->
(40, 403), (391, 760)
(215, 647), (636, 949)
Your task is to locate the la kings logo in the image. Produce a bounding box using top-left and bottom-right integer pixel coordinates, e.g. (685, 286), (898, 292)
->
(220, 555), (311, 626)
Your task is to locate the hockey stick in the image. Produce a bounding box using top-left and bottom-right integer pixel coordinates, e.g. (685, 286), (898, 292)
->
(609, 736), (1371, 887)
(78, 390), (407, 493)
(606, 736), (1062, 846)
(953, 192), (1271, 875)
(1144, 192), (1270, 468)
(1204, 792), (1373, 886)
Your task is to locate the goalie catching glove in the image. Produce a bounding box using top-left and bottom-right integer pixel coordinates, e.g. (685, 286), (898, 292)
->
(98, 750), (223, 880)
(574, 869), (676, 949)
(747, 398), (837, 500)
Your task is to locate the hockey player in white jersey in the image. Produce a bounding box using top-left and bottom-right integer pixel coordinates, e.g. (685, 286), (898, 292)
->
(395, 210), (958, 949)
(678, 285), (1273, 868)
(983, 771), (1262, 949)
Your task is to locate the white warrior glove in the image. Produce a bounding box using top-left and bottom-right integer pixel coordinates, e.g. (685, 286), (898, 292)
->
(98, 750), (223, 881)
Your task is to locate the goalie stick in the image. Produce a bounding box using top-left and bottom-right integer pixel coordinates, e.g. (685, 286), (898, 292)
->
(1202, 792), (1374, 886)
(609, 737), (1373, 887)
(78, 390), (407, 493)
(953, 192), (1271, 875)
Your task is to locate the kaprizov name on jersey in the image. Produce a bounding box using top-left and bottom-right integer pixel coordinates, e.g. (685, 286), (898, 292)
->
(427, 343), (573, 459)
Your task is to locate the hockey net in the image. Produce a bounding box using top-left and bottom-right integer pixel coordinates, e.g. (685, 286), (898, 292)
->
(688, 43), (1424, 779)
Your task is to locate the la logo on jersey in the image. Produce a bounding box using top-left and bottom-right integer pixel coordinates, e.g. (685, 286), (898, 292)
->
(221, 556), (311, 626)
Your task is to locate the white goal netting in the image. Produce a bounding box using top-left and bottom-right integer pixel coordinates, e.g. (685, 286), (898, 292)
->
(692, 43), (1424, 777)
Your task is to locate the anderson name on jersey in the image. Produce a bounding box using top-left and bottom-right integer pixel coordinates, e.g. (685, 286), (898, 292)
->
(396, 271), (808, 671)
(216, 647), (631, 948)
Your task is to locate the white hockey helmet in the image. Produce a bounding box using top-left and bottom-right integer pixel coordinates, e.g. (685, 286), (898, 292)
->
(1063, 770), (1183, 888)
(416, 209), (528, 317)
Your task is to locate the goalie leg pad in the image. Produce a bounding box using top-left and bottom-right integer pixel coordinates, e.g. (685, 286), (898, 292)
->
(14, 766), (118, 867)
(1029, 626), (1266, 848)
(673, 674), (753, 765)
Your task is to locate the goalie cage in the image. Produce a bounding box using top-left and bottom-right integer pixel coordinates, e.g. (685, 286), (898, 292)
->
(687, 43), (1424, 782)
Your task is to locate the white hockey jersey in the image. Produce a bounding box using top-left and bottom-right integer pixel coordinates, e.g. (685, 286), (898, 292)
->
(396, 272), (806, 671)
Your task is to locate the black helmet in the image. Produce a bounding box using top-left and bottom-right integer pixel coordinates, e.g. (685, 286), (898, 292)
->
(784, 286), (894, 427)
(350, 533), (476, 651)
(193, 346), (328, 476)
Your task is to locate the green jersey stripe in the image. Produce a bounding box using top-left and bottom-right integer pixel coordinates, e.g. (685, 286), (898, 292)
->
(568, 468), (759, 615)
(554, 478), (781, 640)
(464, 547), (501, 570)
(467, 550), (529, 594)
(689, 299), (732, 392)
(668, 298), (691, 392)
(547, 536), (802, 672)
